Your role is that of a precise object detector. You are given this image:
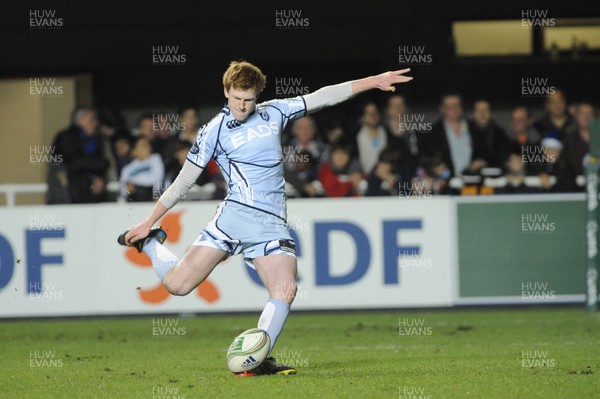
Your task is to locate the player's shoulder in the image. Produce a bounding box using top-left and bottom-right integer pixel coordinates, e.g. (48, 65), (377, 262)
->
(259, 96), (304, 108)
(196, 108), (228, 138)
(259, 96), (306, 116)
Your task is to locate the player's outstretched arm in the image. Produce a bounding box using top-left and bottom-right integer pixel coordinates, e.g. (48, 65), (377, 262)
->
(351, 68), (413, 94)
(303, 68), (412, 113)
(124, 159), (202, 245)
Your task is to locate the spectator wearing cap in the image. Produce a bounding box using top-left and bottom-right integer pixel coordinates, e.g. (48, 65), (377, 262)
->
(536, 137), (563, 192)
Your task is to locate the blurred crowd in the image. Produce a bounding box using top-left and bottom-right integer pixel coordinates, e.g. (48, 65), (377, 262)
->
(46, 90), (597, 204)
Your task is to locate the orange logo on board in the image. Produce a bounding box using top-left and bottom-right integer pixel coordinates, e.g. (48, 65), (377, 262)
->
(125, 211), (220, 304)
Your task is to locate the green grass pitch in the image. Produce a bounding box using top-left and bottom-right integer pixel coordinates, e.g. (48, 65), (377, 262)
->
(1, 308), (599, 398)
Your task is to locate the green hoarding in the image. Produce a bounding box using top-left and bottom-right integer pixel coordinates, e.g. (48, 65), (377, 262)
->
(457, 195), (586, 299)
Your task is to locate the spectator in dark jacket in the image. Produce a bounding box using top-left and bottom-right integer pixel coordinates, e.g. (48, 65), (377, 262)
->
(285, 151), (322, 198)
(496, 144), (539, 194)
(112, 131), (134, 179)
(418, 93), (485, 177)
(411, 149), (450, 196)
(365, 147), (404, 196)
(383, 94), (419, 179)
(556, 102), (596, 192)
(533, 89), (576, 142)
(469, 99), (511, 169)
(49, 106), (109, 203)
(509, 106), (541, 147)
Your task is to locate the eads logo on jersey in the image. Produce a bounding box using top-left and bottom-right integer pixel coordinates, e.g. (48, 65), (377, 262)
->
(231, 122), (279, 148)
(123, 211), (220, 304)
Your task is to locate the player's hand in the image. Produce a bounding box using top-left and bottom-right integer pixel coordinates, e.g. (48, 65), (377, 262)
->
(125, 221), (152, 245)
(374, 69), (413, 92)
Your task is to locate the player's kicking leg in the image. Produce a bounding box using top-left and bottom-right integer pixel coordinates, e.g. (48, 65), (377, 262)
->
(119, 229), (296, 376)
(118, 228), (228, 295)
(235, 254), (298, 376)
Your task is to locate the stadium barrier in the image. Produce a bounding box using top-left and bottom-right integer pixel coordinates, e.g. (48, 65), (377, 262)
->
(0, 195), (586, 317)
(0, 174), (585, 206)
(0, 182), (218, 206)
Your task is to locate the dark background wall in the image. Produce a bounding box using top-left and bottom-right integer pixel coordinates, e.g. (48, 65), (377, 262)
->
(1, 0), (599, 112)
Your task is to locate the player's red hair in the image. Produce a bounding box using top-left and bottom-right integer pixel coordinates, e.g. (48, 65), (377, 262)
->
(222, 61), (266, 94)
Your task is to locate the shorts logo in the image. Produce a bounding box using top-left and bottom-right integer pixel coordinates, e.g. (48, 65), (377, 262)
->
(278, 239), (296, 255)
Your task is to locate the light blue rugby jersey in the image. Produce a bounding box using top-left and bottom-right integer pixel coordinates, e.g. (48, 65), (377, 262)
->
(187, 96), (307, 221)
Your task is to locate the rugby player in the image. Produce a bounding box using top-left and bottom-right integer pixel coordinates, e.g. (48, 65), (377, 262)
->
(118, 61), (412, 375)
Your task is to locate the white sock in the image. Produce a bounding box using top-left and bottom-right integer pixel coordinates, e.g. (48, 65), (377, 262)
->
(257, 298), (290, 353)
(143, 238), (178, 281)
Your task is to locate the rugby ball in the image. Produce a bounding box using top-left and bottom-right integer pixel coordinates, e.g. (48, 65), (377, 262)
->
(226, 328), (271, 373)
